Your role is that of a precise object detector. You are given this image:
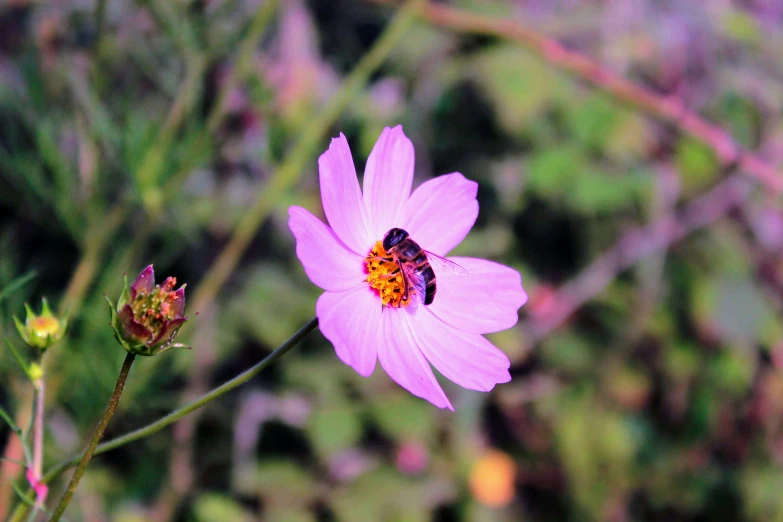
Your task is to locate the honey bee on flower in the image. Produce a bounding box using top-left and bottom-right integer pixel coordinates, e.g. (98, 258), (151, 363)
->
(367, 227), (469, 313)
(289, 126), (527, 410)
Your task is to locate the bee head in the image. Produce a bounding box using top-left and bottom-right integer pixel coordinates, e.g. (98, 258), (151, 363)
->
(383, 228), (409, 251)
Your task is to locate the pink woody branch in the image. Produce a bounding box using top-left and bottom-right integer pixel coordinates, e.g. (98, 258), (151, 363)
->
(372, 0), (783, 192)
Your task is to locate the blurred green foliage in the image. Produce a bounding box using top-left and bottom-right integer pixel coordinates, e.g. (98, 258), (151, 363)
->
(1, 0), (783, 521)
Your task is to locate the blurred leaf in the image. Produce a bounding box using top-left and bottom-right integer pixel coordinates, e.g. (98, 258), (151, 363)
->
(0, 270), (36, 305)
(284, 356), (353, 403)
(707, 349), (753, 396)
(554, 390), (635, 518)
(664, 342), (702, 381)
(540, 331), (594, 374)
(606, 365), (651, 410)
(604, 111), (652, 162)
(193, 493), (254, 522)
(675, 137), (719, 195)
(332, 468), (454, 522)
(472, 45), (568, 134)
(741, 466), (783, 521)
(566, 93), (621, 149)
(525, 145), (584, 199)
(263, 507), (316, 522)
(567, 168), (649, 213)
(307, 404), (362, 457)
(389, 23), (454, 72)
(721, 11), (761, 45)
(370, 393), (437, 443)
(251, 460), (317, 506)
(229, 264), (320, 347)
(716, 93), (761, 149)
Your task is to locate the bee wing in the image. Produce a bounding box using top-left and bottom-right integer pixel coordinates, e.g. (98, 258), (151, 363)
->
(423, 251), (469, 277)
(398, 260), (427, 306)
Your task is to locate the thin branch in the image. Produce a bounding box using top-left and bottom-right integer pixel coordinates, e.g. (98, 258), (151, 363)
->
(371, 0), (783, 192)
(6, 319), (318, 522)
(48, 353), (136, 522)
(523, 176), (752, 342)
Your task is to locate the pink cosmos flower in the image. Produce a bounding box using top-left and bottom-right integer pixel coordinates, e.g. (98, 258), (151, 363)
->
(288, 126), (527, 410)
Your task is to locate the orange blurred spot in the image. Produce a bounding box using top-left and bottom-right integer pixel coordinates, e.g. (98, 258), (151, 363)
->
(468, 450), (517, 508)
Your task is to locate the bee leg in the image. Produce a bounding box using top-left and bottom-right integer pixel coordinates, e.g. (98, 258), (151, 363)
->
(375, 268), (401, 280)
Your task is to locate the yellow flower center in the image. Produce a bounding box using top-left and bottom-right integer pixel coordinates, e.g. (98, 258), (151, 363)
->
(365, 241), (408, 308)
(30, 316), (60, 338)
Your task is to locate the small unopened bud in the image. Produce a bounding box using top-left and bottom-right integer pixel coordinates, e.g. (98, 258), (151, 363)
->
(28, 362), (44, 383)
(13, 298), (67, 351)
(107, 265), (190, 356)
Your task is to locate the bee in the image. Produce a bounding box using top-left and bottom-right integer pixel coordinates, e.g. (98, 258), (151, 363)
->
(382, 227), (468, 309)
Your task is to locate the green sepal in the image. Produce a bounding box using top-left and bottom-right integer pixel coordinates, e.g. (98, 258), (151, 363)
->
(105, 293), (118, 322)
(117, 273), (131, 311)
(40, 297), (54, 318)
(23, 303), (35, 324)
(106, 294), (130, 352)
(12, 315), (27, 344)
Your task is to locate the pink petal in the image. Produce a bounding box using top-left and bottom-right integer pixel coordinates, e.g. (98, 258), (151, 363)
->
(150, 317), (187, 347)
(118, 305), (152, 343)
(131, 265), (155, 300)
(376, 308), (453, 410)
(401, 173), (478, 256)
(428, 257), (527, 334)
(318, 134), (374, 255)
(363, 126), (415, 238)
(316, 285), (380, 377)
(170, 286), (186, 317)
(408, 309), (511, 392)
(288, 206), (366, 292)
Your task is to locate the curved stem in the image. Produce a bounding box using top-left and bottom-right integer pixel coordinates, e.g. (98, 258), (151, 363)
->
(50, 318), (316, 481)
(8, 318), (318, 522)
(47, 353), (136, 522)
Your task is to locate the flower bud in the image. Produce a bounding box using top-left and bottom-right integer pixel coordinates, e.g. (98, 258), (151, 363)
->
(107, 265), (190, 356)
(13, 298), (68, 351)
(28, 363), (43, 383)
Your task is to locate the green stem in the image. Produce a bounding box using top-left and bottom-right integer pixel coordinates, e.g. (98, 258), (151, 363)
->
(47, 353), (136, 522)
(8, 318), (318, 522)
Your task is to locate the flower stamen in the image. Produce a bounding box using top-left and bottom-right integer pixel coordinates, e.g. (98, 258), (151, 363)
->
(365, 241), (408, 307)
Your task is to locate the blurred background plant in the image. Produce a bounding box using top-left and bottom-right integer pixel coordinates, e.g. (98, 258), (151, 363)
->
(1, 0), (783, 520)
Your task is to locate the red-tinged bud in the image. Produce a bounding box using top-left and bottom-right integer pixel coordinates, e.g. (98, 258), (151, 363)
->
(107, 265), (190, 356)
